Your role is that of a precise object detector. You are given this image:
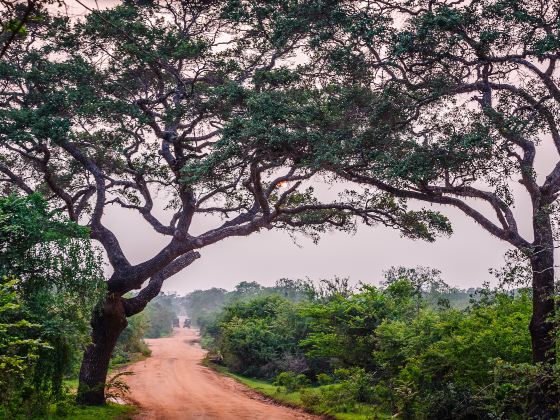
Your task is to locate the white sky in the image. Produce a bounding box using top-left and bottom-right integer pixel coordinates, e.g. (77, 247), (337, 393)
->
(103, 195), (514, 294)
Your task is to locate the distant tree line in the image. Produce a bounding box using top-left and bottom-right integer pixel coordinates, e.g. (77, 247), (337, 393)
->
(184, 274), (475, 330)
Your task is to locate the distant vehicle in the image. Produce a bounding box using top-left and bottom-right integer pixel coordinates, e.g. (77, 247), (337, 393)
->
(183, 318), (191, 328)
(172, 317), (180, 328)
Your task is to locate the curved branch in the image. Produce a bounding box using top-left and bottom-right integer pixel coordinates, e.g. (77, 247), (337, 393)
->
(337, 169), (531, 249)
(122, 251), (201, 317)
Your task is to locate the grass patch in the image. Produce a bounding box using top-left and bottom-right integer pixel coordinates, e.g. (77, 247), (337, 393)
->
(109, 351), (150, 370)
(205, 361), (388, 419)
(44, 402), (137, 419)
(63, 378), (79, 391)
(210, 363), (303, 406)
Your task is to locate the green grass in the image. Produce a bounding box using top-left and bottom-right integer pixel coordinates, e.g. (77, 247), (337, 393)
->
(210, 364), (303, 406)
(46, 402), (137, 419)
(206, 362), (388, 420)
(109, 350), (151, 370)
(59, 363), (141, 419)
(63, 378), (79, 390)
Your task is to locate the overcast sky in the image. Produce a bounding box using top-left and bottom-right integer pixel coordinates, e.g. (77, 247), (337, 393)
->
(67, 0), (556, 295)
(104, 204), (512, 294)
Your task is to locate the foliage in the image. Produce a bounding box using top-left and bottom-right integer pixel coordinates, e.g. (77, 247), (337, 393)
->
(274, 371), (310, 392)
(0, 277), (46, 418)
(200, 275), (556, 419)
(299, 281), (416, 371)
(210, 295), (308, 377)
(0, 194), (105, 416)
(104, 371), (134, 402)
(0, 1), (64, 60)
(143, 293), (177, 339)
(112, 311), (151, 367)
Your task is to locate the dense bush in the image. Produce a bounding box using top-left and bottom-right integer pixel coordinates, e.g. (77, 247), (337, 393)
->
(0, 194), (105, 417)
(274, 371), (310, 392)
(205, 295), (309, 377)
(373, 292), (534, 418)
(200, 274), (556, 419)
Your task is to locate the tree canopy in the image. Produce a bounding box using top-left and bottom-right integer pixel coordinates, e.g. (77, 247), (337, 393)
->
(205, 1), (560, 414)
(1, 0), (559, 414)
(0, 0), (451, 404)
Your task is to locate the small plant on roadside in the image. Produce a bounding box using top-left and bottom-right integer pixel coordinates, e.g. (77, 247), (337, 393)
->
(316, 373), (333, 386)
(273, 371), (310, 392)
(105, 371), (134, 402)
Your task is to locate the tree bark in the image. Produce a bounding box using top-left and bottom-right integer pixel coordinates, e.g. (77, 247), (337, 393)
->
(77, 293), (128, 405)
(527, 211), (559, 418)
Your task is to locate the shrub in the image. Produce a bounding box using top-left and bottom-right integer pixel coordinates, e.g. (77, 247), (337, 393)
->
(0, 194), (105, 416)
(316, 373), (333, 386)
(300, 389), (321, 408)
(300, 384), (358, 414)
(273, 371), (310, 392)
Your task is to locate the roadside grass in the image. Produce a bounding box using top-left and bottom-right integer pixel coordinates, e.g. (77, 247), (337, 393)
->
(205, 361), (389, 420)
(45, 402), (137, 419)
(209, 363), (303, 406)
(109, 351), (150, 370)
(58, 352), (147, 419)
(63, 378), (79, 390)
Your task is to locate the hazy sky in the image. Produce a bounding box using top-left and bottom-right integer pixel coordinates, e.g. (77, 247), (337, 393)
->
(68, 0), (555, 295)
(104, 204), (513, 294)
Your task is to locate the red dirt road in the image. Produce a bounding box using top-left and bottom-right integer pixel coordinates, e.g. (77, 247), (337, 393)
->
(124, 327), (319, 420)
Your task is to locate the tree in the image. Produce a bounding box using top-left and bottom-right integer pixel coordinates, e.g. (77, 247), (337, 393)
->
(0, 1), (448, 405)
(0, 1), (62, 59)
(319, 2), (560, 415)
(184, 288), (227, 325)
(383, 266), (449, 314)
(0, 193), (104, 415)
(222, 0), (559, 415)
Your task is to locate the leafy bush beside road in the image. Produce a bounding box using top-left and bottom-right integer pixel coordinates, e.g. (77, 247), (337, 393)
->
(0, 194), (105, 418)
(200, 274), (547, 419)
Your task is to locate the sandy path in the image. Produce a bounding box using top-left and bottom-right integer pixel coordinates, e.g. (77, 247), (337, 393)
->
(124, 326), (319, 420)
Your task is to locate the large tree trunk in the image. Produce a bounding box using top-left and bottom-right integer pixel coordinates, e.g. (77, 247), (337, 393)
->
(527, 211), (559, 418)
(77, 293), (127, 405)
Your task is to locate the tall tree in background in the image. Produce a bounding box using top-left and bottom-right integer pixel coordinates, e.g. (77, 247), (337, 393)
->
(230, 0), (560, 415)
(0, 1), (448, 404)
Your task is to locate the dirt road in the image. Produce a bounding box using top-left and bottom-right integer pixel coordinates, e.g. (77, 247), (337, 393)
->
(124, 326), (318, 420)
